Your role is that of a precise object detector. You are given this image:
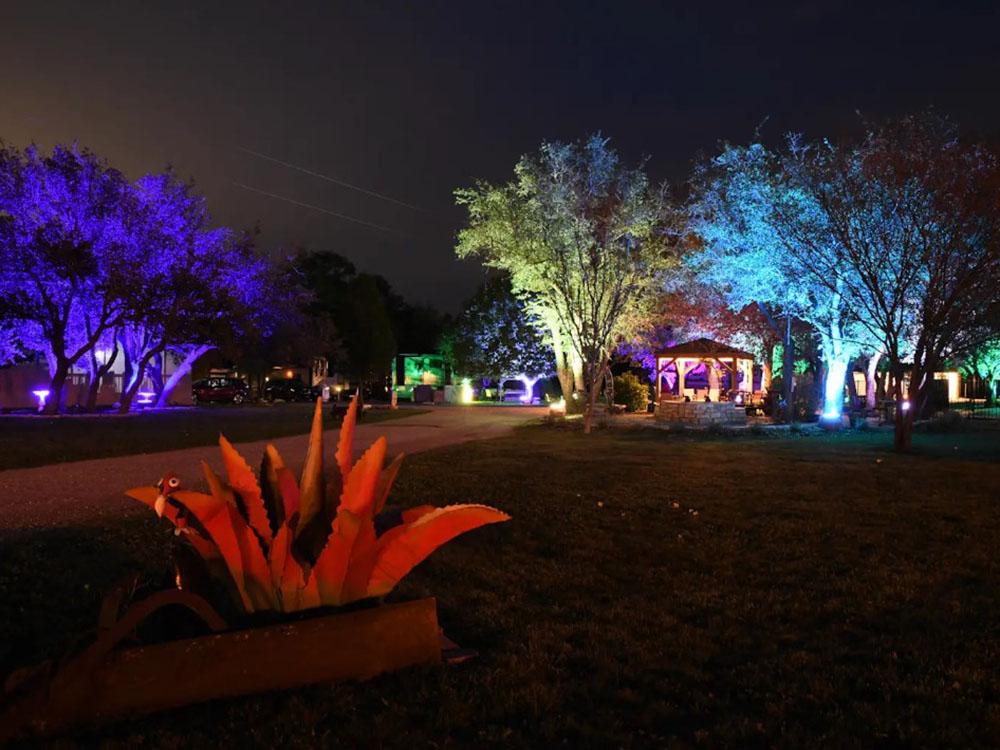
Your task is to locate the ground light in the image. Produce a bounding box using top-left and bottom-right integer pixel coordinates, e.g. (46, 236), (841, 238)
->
(517, 374), (539, 404)
(460, 378), (473, 404)
(137, 391), (155, 405)
(31, 389), (50, 412)
(549, 397), (566, 416)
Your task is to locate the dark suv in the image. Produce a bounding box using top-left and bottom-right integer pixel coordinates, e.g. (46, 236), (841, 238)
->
(262, 378), (317, 403)
(192, 377), (250, 405)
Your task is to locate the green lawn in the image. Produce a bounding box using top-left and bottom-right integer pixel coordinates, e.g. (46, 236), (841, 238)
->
(0, 404), (428, 471)
(2, 425), (1000, 746)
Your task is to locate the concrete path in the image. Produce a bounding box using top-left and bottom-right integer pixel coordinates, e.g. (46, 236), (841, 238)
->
(0, 406), (546, 533)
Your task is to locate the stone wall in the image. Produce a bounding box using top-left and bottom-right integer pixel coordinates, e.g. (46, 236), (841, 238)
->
(656, 397), (747, 425)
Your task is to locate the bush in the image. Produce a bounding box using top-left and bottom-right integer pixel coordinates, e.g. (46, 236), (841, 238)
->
(612, 372), (649, 413)
(922, 410), (966, 433)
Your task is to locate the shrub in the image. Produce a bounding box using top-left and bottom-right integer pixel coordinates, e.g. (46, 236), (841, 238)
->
(612, 372), (649, 413)
(923, 410), (966, 433)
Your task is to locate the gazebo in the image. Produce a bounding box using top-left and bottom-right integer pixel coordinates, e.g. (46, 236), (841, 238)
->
(654, 338), (755, 403)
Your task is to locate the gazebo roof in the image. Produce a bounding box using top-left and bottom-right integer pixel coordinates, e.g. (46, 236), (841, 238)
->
(654, 337), (754, 360)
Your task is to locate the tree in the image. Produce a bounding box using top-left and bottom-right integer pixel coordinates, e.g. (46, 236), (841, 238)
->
(456, 135), (674, 431)
(441, 274), (552, 392)
(0, 144), (138, 413)
(962, 339), (1000, 403)
(288, 250), (397, 388)
(689, 142), (879, 423)
(773, 114), (1000, 449)
(116, 173), (270, 412)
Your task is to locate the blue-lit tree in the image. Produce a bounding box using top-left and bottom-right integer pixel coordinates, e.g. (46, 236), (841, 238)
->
(764, 115), (1000, 449)
(441, 274), (552, 396)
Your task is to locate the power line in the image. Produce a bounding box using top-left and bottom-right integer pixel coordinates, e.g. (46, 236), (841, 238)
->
(232, 182), (400, 235)
(236, 145), (425, 213)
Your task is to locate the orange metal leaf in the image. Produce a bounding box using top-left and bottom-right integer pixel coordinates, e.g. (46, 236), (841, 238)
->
(219, 435), (273, 546)
(366, 505), (511, 599)
(296, 399), (326, 535)
(232, 514), (275, 611)
(400, 505), (436, 525)
(261, 444), (287, 529)
(334, 392), (359, 484)
(312, 510), (361, 605)
(373, 452), (405, 515)
(339, 437), (387, 516)
(276, 467), (300, 520)
(201, 461), (237, 507)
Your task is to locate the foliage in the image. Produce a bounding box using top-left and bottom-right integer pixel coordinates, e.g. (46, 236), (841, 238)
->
(456, 134), (674, 431)
(612, 372), (648, 412)
(688, 140), (878, 420)
(0, 144), (274, 413)
(0, 144), (136, 411)
(962, 338), (1000, 402)
(440, 274), (552, 382)
(126, 399), (509, 613)
(773, 114), (1000, 449)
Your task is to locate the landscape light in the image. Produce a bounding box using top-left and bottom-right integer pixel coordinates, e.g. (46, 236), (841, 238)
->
(517, 374), (539, 404)
(901, 400), (911, 412)
(460, 378), (473, 404)
(31, 389), (50, 412)
(549, 397), (566, 416)
(285, 369), (294, 379)
(137, 391), (155, 405)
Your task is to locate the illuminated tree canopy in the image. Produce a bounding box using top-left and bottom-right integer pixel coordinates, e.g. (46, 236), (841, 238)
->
(440, 274), (552, 384)
(456, 135), (675, 431)
(0, 144), (272, 413)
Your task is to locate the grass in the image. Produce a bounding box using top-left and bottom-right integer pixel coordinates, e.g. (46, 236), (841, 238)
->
(0, 404), (428, 471)
(2, 425), (1000, 746)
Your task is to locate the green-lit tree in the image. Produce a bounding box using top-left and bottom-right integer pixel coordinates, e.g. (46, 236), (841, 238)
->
(456, 135), (674, 432)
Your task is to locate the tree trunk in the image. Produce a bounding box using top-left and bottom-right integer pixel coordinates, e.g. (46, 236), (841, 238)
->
(845, 358), (859, 411)
(782, 315), (794, 423)
(156, 345), (213, 407)
(865, 352), (881, 411)
(119, 348), (162, 413)
(889, 360), (913, 451)
(44, 359), (71, 414)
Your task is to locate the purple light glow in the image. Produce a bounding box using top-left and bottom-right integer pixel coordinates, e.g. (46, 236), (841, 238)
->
(137, 391), (155, 405)
(31, 388), (50, 411)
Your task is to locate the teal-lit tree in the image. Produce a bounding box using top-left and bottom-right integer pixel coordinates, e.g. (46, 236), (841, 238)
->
(961, 339), (1000, 403)
(773, 114), (1000, 449)
(689, 141), (880, 422)
(456, 135), (674, 431)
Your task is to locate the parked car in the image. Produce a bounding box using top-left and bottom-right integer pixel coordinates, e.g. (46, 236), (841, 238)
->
(499, 379), (528, 403)
(192, 377), (250, 405)
(262, 378), (317, 403)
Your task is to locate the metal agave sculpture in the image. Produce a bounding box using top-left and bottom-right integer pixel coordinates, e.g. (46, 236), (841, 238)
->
(126, 398), (509, 613)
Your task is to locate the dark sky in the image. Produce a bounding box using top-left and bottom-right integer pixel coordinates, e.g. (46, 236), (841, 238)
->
(3, 1), (999, 310)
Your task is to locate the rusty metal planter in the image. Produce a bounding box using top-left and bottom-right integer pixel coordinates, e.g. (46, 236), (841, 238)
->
(1, 592), (442, 741)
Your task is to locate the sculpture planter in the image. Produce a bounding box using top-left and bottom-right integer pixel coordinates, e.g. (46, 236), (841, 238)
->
(1, 589), (444, 740)
(1, 396), (507, 740)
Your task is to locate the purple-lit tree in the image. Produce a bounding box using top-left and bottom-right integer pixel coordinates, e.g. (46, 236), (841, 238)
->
(0, 144), (137, 413)
(116, 172), (270, 411)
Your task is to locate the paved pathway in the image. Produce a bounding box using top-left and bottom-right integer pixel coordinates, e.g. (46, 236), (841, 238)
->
(0, 406), (546, 533)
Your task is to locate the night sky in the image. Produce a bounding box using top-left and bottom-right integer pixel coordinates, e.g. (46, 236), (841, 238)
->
(3, 1), (999, 310)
